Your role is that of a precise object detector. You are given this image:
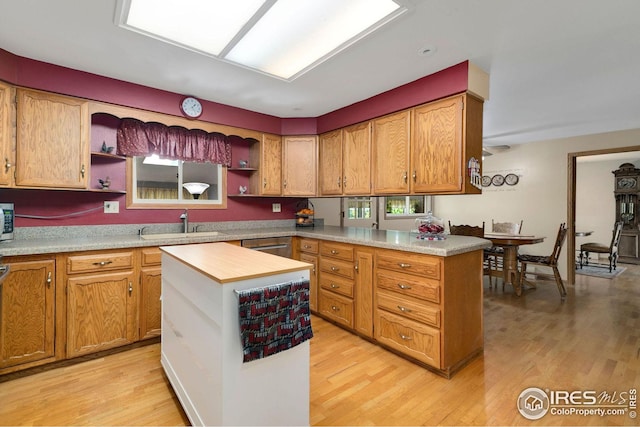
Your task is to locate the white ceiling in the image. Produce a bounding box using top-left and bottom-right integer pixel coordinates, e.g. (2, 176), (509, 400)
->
(1, 0), (639, 147)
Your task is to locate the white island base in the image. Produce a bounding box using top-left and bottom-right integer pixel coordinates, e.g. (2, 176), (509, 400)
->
(160, 243), (312, 426)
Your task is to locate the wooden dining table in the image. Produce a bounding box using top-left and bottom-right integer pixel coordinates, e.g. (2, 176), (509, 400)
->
(484, 233), (545, 296)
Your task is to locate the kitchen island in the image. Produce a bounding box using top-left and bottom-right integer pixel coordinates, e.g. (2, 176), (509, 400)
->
(160, 242), (312, 426)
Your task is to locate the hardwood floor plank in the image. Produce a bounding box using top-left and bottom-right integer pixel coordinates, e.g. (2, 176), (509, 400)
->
(1, 264), (639, 425)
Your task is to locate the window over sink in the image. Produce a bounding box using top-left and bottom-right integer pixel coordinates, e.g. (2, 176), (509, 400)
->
(127, 156), (227, 209)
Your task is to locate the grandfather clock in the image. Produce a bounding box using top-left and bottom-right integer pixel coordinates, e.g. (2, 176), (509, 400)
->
(613, 163), (640, 263)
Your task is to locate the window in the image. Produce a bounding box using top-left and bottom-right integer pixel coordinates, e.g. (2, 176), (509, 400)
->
(128, 155), (226, 208)
(384, 196), (431, 218)
(345, 197), (372, 220)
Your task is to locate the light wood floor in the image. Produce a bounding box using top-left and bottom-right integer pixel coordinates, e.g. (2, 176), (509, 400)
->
(1, 265), (639, 426)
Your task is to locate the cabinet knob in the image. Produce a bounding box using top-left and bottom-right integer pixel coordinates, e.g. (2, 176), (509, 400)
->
(412, 170), (417, 182)
(397, 305), (412, 313)
(403, 172), (408, 183)
(46, 271), (52, 287)
(263, 178), (267, 188)
(337, 177), (341, 187)
(129, 282), (133, 295)
(4, 158), (11, 172)
(343, 176), (347, 187)
(331, 266), (339, 272)
(81, 164), (85, 178)
(330, 250), (339, 255)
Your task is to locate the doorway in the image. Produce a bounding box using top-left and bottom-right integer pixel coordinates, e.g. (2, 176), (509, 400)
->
(567, 145), (640, 284)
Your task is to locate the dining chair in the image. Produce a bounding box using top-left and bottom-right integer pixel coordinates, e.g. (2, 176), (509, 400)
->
(486, 220), (524, 289)
(448, 221), (495, 287)
(578, 221), (623, 272)
(518, 223), (568, 301)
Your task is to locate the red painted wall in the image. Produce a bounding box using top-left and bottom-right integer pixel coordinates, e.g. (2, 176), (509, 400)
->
(0, 48), (470, 227)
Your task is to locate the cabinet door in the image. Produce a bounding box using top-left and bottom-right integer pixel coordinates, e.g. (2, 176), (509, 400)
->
(140, 266), (162, 340)
(354, 248), (374, 337)
(16, 89), (89, 188)
(343, 122), (372, 195)
(318, 130), (343, 195)
(0, 259), (55, 368)
(299, 253), (318, 312)
(0, 81), (14, 187)
(256, 133), (282, 196)
(411, 95), (464, 193)
(372, 111), (410, 194)
(283, 135), (317, 196)
(66, 270), (137, 357)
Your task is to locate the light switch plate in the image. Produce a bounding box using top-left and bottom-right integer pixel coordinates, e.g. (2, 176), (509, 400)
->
(272, 203), (281, 213)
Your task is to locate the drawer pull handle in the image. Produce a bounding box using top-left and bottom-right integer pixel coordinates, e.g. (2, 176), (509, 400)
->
(399, 334), (412, 341)
(330, 283), (340, 289)
(397, 305), (412, 313)
(331, 305), (340, 311)
(93, 260), (113, 266)
(330, 250), (339, 255)
(304, 245), (311, 249)
(46, 271), (52, 287)
(398, 263), (411, 268)
(331, 266), (340, 272)
(397, 283), (412, 290)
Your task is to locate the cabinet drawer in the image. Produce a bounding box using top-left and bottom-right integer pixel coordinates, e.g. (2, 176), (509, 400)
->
(299, 239), (319, 254)
(320, 241), (354, 262)
(377, 289), (440, 328)
(319, 289), (354, 328)
(319, 274), (354, 298)
(141, 248), (162, 266)
(376, 271), (440, 304)
(319, 257), (354, 280)
(67, 251), (134, 274)
(375, 310), (441, 368)
(376, 250), (441, 279)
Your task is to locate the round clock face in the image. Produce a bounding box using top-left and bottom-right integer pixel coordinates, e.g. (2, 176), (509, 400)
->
(180, 96), (202, 118)
(491, 174), (505, 186)
(617, 177), (637, 189)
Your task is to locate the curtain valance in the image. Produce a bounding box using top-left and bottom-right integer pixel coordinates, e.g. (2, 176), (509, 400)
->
(116, 118), (232, 166)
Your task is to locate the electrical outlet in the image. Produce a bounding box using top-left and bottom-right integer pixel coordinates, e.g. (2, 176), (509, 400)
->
(104, 201), (119, 214)
(272, 203), (281, 213)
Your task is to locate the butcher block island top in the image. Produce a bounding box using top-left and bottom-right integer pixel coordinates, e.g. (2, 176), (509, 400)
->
(160, 242), (312, 283)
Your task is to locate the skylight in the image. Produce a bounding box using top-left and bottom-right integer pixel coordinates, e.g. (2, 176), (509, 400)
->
(116, 0), (406, 80)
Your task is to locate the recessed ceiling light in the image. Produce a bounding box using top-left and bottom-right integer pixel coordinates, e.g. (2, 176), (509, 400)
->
(418, 45), (437, 57)
(116, 0), (407, 80)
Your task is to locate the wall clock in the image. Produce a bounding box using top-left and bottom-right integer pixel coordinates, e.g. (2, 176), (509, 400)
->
(180, 96), (203, 119)
(616, 177), (637, 190)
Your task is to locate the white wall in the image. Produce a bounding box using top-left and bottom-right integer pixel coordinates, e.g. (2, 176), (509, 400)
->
(310, 127), (640, 277)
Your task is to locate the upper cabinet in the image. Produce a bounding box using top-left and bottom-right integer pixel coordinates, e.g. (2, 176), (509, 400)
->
(372, 110), (411, 194)
(283, 135), (317, 196)
(319, 123), (372, 196)
(411, 93), (482, 194)
(0, 82), (14, 187)
(16, 89), (89, 189)
(251, 133), (282, 196)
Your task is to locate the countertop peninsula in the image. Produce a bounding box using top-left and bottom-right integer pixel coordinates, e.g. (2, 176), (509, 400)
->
(0, 223), (491, 257)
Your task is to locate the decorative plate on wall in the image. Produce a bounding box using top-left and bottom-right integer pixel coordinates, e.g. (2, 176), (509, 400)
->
(491, 174), (505, 186)
(482, 175), (492, 187)
(505, 173), (519, 186)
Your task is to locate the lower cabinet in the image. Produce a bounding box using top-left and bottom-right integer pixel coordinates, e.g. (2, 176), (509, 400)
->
(139, 248), (162, 340)
(0, 256), (56, 371)
(65, 250), (138, 358)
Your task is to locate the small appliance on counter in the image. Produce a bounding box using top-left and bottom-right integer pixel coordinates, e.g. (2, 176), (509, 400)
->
(0, 203), (14, 241)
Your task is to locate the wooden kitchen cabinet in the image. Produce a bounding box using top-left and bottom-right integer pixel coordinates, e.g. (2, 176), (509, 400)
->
(372, 110), (411, 194)
(139, 247), (162, 340)
(374, 248), (483, 377)
(0, 81), (14, 187)
(248, 132), (282, 196)
(411, 94), (483, 194)
(318, 241), (355, 328)
(297, 238), (319, 312)
(65, 250), (138, 358)
(319, 122), (372, 196)
(282, 135), (317, 196)
(16, 88), (89, 189)
(354, 247), (374, 338)
(0, 256), (56, 371)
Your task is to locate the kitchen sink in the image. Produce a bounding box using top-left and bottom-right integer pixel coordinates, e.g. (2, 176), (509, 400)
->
(140, 231), (223, 240)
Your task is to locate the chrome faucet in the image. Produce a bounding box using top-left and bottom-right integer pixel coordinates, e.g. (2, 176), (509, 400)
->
(180, 209), (188, 233)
